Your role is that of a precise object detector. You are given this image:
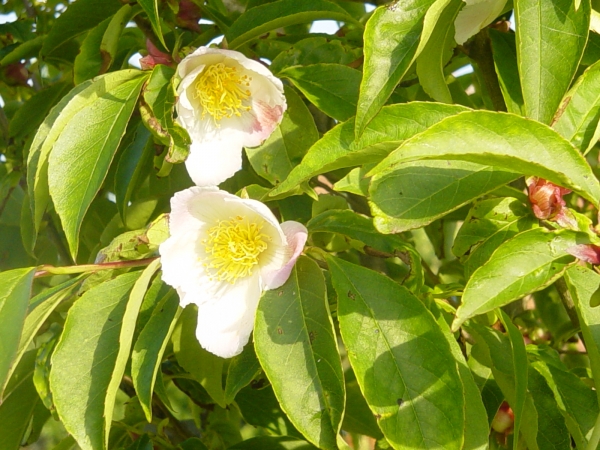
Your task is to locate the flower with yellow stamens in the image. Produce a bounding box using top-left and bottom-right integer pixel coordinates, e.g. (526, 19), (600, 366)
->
(176, 47), (287, 186)
(159, 187), (307, 358)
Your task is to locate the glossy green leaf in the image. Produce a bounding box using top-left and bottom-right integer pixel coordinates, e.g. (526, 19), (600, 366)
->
(48, 70), (148, 259)
(224, 344), (261, 404)
(327, 255), (465, 449)
(138, 0), (167, 49)
(489, 29), (524, 115)
(5, 277), (82, 396)
(564, 265), (600, 406)
(452, 228), (583, 331)
(50, 271), (140, 450)
(552, 59), (600, 154)
(452, 197), (538, 278)
(104, 260), (161, 440)
(226, 0), (358, 49)
(355, 0), (436, 136)
(41, 0), (122, 56)
(467, 355), (504, 426)
(416, 0), (462, 103)
(271, 102), (467, 196)
(370, 110), (600, 205)
(515, 0), (590, 124)
(132, 288), (180, 422)
(246, 86), (318, 186)
(172, 305), (226, 408)
(0, 267), (35, 398)
(279, 64), (361, 121)
(254, 256), (344, 450)
(342, 370), (383, 439)
(369, 160), (519, 234)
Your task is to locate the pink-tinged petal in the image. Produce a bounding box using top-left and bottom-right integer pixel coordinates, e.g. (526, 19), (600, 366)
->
(185, 135), (244, 186)
(194, 274), (262, 358)
(261, 221), (308, 290)
(566, 245), (600, 265)
(243, 101), (286, 147)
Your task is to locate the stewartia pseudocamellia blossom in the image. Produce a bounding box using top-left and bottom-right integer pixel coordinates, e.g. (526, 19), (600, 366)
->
(159, 187), (307, 358)
(176, 47), (287, 187)
(454, 0), (508, 45)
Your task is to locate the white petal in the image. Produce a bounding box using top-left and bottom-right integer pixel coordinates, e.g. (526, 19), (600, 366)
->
(194, 274), (262, 358)
(261, 221), (308, 290)
(185, 135), (245, 186)
(454, 0), (508, 45)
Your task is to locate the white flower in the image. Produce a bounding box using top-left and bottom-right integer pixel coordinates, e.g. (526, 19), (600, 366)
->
(454, 0), (508, 45)
(176, 47), (287, 186)
(159, 187), (307, 358)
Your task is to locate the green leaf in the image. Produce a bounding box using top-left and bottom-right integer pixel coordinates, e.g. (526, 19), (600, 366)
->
(0, 267), (35, 398)
(5, 277), (82, 397)
(498, 311), (529, 450)
(104, 260), (161, 441)
(9, 82), (71, 141)
(0, 35), (43, 66)
(74, 5), (135, 84)
(489, 29), (525, 115)
(269, 36), (362, 75)
(41, 0), (122, 56)
(415, 0), (463, 103)
(564, 265), (600, 407)
(452, 228), (583, 331)
(531, 354), (599, 449)
(246, 86), (318, 186)
(452, 197), (538, 278)
(271, 102), (467, 196)
(355, 0), (436, 137)
(225, 0), (359, 49)
(142, 64), (190, 164)
(369, 110), (600, 205)
(138, 0), (167, 49)
(172, 305), (226, 408)
(342, 370), (384, 439)
(327, 255), (465, 449)
(132, 288), (180, 422)
(254, 256), (344, 450)
(515, 0), (591, 124)
(227, 436), (318, 450)
(279, 64), (361, 121)
(114, 123), (153, 223)
(468, 323), (539, 450)
(50, 271), (140, 450)
(369, 160), (520, 234)
(0, 351), (40, 450)
(527, 366), (571, 450)
(224, 344), (261, 404)
(48, 70), (148, 259)
(552, 59), (600, 154)
(434, 312), (489, 450)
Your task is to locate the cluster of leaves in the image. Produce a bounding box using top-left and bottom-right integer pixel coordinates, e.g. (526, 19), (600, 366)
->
(6, 0), (600, 449)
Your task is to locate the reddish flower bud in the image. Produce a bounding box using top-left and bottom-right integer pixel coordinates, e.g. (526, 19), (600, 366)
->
(2, 62), (29, 86)
(566, 244), (600, 265)
(139, 39), (173, 70)
(492, 402), (514, 434)
(527, 177), (571, 221)
(176, 0), (202, 32)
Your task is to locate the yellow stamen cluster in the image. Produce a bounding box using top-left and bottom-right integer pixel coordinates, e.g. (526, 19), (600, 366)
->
(203, 215), (270, 283)
(194, 63), (252, 122)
